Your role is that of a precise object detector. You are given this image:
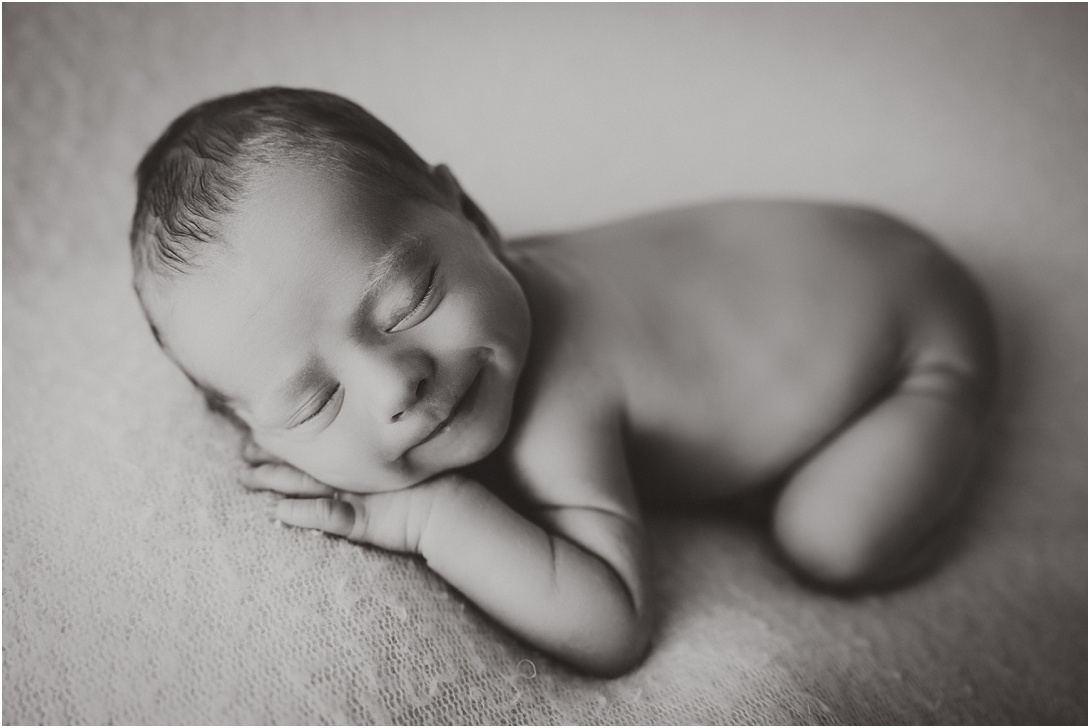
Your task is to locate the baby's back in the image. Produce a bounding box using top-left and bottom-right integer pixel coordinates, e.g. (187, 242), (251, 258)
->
(508, 201), (996, 503)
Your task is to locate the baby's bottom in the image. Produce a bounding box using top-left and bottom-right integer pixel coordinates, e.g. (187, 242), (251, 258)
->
(772, 360), (995, 589)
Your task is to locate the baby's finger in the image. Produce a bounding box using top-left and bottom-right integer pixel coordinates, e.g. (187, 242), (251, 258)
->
(240, 462), (335, 496)
(271, 497), (363, 540)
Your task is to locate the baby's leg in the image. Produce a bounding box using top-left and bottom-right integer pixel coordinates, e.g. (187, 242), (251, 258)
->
(772, 360), (995, 589)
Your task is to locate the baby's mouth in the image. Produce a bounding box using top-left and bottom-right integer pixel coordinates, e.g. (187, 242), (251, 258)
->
(411, 365), (485, 451)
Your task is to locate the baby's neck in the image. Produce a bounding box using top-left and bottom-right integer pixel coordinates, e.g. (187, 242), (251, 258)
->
(456, 444), (533, 514)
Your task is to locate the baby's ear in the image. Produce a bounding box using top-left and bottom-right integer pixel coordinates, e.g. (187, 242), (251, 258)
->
(431, 163), (462, 205)
(460, 191), (503, 253)
(432, 164), (503, 253)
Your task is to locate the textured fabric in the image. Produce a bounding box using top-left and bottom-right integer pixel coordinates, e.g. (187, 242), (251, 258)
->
(3, 4), (1085, 724)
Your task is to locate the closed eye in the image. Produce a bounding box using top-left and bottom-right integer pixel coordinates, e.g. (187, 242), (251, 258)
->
(386, 264), (438, 334)
(290, 385), (340, 429)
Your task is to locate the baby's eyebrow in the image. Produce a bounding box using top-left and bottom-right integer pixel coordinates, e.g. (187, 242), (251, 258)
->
(361, 233), (427, 295)
(349, 234), (427, 329)
(265, 357), (329, 420)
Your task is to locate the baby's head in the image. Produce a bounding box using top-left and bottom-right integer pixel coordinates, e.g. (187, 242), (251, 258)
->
(131, 88), (531, 491)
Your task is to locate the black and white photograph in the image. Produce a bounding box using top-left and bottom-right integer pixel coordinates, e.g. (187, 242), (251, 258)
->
(3, 3), (1086, 724)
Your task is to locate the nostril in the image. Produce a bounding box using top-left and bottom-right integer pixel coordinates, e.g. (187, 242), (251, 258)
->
(391, 378), (427, 423)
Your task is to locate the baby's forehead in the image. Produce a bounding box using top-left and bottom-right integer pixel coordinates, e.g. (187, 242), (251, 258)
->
(238, 162), (406, 239)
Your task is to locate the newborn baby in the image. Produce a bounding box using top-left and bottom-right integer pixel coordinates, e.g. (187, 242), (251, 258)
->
(131, 87), (998, 676)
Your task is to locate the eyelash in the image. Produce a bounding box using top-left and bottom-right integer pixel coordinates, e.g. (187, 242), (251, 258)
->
(387, 265), (438, 333)
(294, 385), (339, 428)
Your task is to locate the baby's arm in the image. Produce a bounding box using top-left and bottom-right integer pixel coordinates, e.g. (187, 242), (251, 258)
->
(244, 415), (652, 677)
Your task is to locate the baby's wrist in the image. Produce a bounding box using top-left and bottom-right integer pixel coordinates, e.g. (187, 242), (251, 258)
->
(416, 475), (484, 560)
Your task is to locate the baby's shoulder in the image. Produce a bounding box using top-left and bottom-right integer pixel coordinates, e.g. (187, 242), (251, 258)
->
(493, 258), (632, 511)
(498, 357), (637, 517)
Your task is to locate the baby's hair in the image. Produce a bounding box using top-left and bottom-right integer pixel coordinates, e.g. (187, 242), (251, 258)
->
(130, 87), (443, 278)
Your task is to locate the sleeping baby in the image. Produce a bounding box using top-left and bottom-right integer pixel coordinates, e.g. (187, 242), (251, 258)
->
(130, 87), (998, 676)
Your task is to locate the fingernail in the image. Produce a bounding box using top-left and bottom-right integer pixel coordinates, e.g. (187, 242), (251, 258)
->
(265, 501), (280, 521)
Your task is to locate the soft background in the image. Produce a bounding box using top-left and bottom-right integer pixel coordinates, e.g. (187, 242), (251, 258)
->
(3, 4), (1085, 724)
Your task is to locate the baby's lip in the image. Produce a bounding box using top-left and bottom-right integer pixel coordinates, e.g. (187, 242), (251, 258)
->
(406, 365), (484, 452)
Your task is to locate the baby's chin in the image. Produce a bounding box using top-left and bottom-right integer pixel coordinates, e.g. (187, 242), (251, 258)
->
(322, 425), (509, 494)
(400, 426), (509, 488)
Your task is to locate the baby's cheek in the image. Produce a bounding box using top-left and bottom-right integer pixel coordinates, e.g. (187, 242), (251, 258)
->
(428, 295), (484, 349)
(249, 433), (339, 484)
(287, 446), (361, 488)
(291, 442), (418, 493)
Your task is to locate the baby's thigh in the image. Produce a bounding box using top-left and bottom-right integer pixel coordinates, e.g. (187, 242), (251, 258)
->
(773, 232), (999, 588)
(772, 372), (987, 589)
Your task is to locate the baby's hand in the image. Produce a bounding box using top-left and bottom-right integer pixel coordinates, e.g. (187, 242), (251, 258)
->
(240, 442), (461, 554)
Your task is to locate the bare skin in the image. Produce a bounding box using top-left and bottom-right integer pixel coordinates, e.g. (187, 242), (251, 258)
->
(144, 164), (998, 676)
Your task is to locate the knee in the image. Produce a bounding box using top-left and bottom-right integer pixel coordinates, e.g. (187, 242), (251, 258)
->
(773, 498), (890, 590)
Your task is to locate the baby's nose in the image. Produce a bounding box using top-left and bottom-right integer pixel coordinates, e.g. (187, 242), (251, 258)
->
(389, 376), (428, 423)
(351, 346), (435, 425)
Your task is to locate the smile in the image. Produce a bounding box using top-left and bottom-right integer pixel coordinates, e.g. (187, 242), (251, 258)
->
(413, 365), (485, 449)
